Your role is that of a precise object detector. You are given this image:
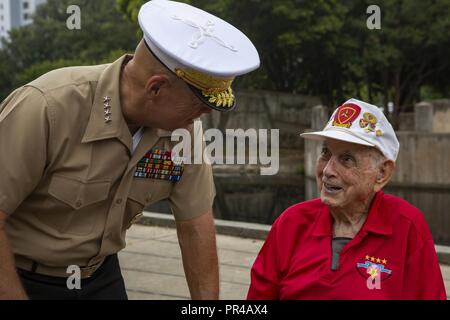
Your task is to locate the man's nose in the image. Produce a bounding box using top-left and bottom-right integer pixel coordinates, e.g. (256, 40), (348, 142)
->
(322, 157), (338, 179)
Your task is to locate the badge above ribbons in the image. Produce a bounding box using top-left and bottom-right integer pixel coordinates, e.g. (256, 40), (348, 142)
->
(134, 148), (184, 182)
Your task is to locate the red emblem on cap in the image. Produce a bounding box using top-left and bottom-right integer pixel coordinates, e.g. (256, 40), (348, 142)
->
(333, 103), (361, 128)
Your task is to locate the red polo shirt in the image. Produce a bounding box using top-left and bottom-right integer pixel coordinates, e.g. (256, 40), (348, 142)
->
(247, 191), (446, 300)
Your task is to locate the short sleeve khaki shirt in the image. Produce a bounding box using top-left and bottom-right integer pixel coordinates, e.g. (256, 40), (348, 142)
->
(0, 55), (215, 276)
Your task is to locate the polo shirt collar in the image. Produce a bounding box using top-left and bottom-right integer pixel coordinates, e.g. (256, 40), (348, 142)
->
(363, 191), (392, 235)
(311, 205), (332, 237)
(312, 191), (392, 237)
(82, 55), (133, 152)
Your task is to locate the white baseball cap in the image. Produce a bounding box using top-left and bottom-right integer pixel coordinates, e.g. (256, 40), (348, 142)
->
(301, 98), (400, 161)
(138, 0), (260, 112)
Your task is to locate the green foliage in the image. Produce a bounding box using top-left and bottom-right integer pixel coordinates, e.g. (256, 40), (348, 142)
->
(0, 0), (138, 100)
(216, 0), (450, 109)
(1, 0), (449, 112)
(14, 59), (85, 86)
(117, 0), (146, 23)
(357, 0), (450, 110)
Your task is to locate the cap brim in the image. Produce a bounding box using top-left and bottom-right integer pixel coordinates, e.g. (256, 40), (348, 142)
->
(188, 84), (237, 112)
(300, 129), (375, 147)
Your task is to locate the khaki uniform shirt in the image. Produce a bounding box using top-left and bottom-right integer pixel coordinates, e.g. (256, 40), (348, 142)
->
(0, 55), (215, 277)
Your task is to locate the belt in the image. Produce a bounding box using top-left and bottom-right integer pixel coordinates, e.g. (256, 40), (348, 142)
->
(15, 255), (105, 279)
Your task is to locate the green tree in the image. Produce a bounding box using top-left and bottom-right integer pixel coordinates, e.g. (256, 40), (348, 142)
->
(116, 0), (358, 106)
(359, 0), (450, 110)
(0, 0), (138, 101)
(117, 0), (450, 112)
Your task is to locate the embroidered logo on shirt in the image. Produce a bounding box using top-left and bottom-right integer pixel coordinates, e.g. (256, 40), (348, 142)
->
(332, 103), (361, 128)
(356, 255), (392, 282)
(134, 148), (184, 182)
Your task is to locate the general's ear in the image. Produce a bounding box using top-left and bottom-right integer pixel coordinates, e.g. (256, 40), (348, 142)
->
(374, 160), (395, 192)
(144, 75), (170, 98)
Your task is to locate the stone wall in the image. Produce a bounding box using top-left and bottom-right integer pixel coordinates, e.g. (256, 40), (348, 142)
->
(378, 100), (450, 133)
(431, 99), (450, 133)
(394, 132), (450, 186)
(205, 90), (320, 224)
(204, 90), (321, 150)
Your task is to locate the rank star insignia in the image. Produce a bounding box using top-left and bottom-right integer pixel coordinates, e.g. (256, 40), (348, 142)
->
(103, 96), (112, 123)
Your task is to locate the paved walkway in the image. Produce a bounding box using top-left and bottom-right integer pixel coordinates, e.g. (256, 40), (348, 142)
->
(119, 224), (450, 300)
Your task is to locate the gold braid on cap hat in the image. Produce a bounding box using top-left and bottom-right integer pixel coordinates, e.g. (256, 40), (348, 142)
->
(175, 68), (235, 108)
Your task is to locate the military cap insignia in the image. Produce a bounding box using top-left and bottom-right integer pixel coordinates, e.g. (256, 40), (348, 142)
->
(134, 149), (184, 182)
(359, 112), (383, 136)
(332, 103), (361, 128)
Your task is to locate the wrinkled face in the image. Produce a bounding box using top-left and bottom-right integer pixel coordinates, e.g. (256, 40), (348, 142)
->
(143, 81), (212, 131)
(315, 138), (382, 212)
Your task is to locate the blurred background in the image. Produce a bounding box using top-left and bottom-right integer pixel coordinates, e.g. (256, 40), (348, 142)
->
(0, 0), (449, 245)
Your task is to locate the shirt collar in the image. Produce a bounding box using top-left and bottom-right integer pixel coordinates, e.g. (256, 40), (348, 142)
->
(312, 191), (392, 237)
(363, 191), (392, 235)
(82, 54), (134, 152)
(311, 205), (333, 237)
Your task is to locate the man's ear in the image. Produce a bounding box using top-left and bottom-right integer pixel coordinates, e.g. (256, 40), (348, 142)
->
(374, 160), (395, 192)
(144, 75), (169, 98)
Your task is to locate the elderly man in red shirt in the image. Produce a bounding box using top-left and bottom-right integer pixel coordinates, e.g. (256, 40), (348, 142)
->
(247, 98), (446, 300)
